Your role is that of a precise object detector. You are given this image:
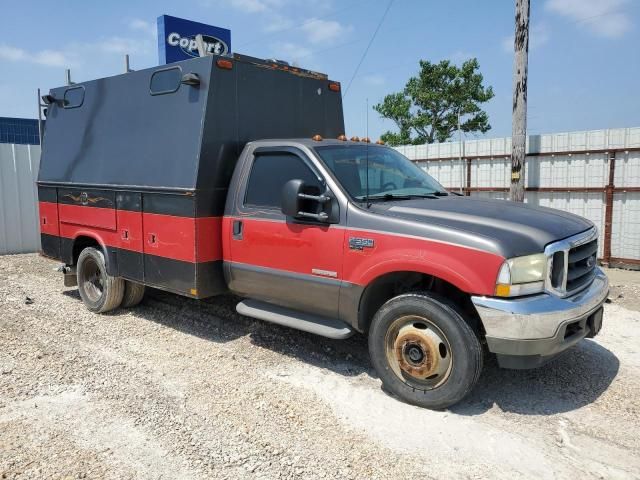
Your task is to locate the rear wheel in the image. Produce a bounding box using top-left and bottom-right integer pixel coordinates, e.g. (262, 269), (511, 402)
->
(76, 247), (124, 313)
(368, 292), (483, 410)
(121, 281), (146, 308)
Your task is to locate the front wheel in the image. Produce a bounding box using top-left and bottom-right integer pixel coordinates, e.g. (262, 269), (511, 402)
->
(368, 292), (483, 409)
(77, 247), (125, 313)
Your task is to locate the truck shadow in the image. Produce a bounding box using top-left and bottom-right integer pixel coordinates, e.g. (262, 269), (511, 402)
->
(453, 340), (619, 416)
(63, 288), (620, 415)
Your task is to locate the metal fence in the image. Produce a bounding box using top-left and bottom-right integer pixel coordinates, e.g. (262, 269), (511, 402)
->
(395, 127), (640, 268)
(0, 143), (41, 255)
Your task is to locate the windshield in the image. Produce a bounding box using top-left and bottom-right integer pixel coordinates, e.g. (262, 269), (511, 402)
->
(314, 145), (446, 200)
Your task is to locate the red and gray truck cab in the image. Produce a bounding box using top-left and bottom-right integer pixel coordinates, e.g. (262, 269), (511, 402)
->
(37, 53), (609, 409)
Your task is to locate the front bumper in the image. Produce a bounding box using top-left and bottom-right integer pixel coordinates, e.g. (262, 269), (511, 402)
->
(471, 268), (609, 369)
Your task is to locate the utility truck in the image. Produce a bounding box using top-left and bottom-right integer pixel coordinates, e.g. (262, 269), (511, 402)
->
(37, 53), (608, 409)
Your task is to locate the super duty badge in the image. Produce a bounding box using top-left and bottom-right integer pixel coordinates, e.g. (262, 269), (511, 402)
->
(349, 237), (375, 250)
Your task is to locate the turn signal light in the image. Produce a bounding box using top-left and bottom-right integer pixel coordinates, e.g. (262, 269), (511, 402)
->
(216, 59), (233, 70)
(350, 136), (360, 142)
(495, 284), (511, 297)
(312, 134), (323, 141)
(337, 134), (347, 141)
(328, 82), (340, 92)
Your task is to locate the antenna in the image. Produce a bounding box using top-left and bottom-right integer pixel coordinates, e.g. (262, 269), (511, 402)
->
(365, 98), (371, 208)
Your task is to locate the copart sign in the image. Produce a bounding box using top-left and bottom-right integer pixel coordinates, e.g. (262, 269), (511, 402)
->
(157, 15), (231, 64)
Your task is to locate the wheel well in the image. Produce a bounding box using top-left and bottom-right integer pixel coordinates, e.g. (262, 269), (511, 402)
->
(357, 271), (482, 335)
(72, 236), (101, 266)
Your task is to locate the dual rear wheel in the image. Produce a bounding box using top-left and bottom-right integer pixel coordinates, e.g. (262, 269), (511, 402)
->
(76, 247), (145, 313)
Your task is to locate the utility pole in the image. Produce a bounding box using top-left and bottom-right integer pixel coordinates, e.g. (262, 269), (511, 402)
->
(510, 0), (529, 202)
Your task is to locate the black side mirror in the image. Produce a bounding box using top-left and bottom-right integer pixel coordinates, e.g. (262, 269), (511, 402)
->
(282, 179), (331, 222)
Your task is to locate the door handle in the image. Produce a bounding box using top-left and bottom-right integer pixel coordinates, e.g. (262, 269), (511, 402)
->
(232, 220), (243, 240)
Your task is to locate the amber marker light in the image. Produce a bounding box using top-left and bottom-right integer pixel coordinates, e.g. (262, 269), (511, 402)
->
(312, 134), (323, 141)
(337, 134), (347, 141)
(216, 59), (233, 70)
(361, 137), (371, 143)
(350, 136), (360, 142)
(328, 82), (340, 92)
(376, 140), (385, 145)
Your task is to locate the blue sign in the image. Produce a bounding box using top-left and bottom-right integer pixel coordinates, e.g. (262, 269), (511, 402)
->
(157, 15), (231, 64)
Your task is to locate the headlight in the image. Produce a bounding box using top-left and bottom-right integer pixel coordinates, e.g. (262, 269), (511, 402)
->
(495, 253), (546, 297)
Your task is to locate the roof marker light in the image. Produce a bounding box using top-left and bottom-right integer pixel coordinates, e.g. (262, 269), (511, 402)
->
(337, 134), (347, 141)
(312, 134), (323, 141)
(376, 140), (385, 145)
(216, 59), (233, 70)
(350, 136), (360, 142)
(328, 82), (340, 92)
(362, 137), (371, 143)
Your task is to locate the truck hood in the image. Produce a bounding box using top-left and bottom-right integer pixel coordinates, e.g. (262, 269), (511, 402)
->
(368, 196), (594, 258)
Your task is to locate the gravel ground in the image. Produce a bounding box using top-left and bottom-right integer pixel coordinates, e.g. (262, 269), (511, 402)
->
(1, 254), (639, 480)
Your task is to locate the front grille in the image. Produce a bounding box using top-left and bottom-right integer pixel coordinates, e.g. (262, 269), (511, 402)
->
(566, 239), (598, 292)
(545, 228), (598, 297)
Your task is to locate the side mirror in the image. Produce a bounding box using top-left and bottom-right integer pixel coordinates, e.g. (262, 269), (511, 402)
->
(181, 73), (200, 86)
(281, 179), (331, 222)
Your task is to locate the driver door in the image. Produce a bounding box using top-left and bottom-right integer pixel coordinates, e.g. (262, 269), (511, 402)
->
(226, 148), (344, 318)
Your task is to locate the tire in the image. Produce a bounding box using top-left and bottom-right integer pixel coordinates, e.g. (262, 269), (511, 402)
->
(368, 292), (483, 410)
(121, 281), (146, 308)
(76, 247), (125, 313)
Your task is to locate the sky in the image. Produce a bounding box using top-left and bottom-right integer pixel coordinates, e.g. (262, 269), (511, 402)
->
(0, 0), (639, 142)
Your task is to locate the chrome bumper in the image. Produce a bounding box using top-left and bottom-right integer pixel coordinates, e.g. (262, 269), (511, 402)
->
(471, 268), (609, 368)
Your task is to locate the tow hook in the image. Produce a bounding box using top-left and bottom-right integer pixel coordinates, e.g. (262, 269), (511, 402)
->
(57, 264), (78, 287)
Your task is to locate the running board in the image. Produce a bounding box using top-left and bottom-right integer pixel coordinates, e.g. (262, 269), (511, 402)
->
(236, 299), (354, 339)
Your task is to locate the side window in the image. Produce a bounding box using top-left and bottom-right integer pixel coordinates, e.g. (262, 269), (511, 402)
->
(63, 86), (85, 108)
(245, 153), (323, 208)
(150, 67), (181, 95)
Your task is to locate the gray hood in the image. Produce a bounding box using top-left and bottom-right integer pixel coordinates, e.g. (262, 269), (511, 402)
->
(367, 196), (594, 258)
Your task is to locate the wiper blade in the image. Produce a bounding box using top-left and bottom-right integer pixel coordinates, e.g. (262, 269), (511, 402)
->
(357, 193), (439, 201)
(358, 193), (413, 201)
(433, 191), (449, 196)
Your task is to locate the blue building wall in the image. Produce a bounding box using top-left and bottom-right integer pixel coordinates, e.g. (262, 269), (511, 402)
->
(0, 117), (41, 145)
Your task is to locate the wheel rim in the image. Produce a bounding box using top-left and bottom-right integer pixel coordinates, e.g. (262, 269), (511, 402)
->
(384, 315), (453, 390)
(80, 257), (104, 303)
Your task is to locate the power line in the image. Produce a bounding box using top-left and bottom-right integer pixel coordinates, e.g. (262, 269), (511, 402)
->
(342, 0), (395, 99)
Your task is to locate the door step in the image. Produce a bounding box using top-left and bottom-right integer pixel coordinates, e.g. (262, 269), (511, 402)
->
(236, 299), (354, 339)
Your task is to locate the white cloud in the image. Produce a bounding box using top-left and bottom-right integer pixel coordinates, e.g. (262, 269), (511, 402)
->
(450, 51), (475, 64)
(0, 44), (73, 67)
(272, 41), (312, 63)
(263, 13), (295, 33)
(128, 19), (156, 39)
(300, 18), (352, 45)
(225, 0), (286, 13)
(545, 0), (631, 38)
(362, 74), (386, 86)
(501, 23), (550, 53)
(95, 36), (152, 55)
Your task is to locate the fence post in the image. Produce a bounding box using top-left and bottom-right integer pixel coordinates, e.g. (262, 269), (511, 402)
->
(602, 151), (616, 265)
(465, 157), (472, 196)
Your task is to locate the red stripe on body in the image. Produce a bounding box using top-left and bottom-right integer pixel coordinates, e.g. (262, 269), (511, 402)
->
(223, 216), (503, 296)
(38, 201), (59, 236)
(59, 204), (116, 230)
(41, 201), (222, 263)
(222, 216), (344, 276)
(342, 230), (503, 296)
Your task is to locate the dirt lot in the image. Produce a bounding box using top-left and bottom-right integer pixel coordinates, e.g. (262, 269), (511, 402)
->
(1, 254), (639, 479)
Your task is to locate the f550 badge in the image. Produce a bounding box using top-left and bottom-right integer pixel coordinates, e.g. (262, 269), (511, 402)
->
(349, 237), (375, 250)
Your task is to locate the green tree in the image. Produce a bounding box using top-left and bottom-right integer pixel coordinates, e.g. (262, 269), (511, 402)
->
(374, 58), (494, 146)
